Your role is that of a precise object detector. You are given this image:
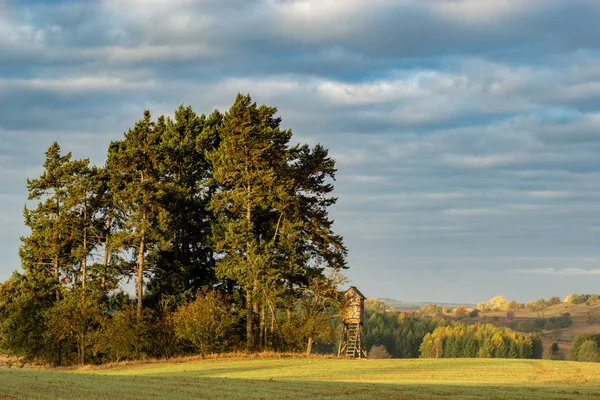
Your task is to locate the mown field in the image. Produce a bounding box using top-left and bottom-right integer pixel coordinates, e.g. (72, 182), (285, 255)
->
(2, 357), (600, 399)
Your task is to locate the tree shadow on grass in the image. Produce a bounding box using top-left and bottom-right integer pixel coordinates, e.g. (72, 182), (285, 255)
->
(1, 370), (599, 400)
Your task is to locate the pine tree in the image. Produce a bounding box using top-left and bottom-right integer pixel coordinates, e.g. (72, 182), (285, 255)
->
(20, 142), (89, 300)
(107, 111), (168, 325)
(208, 94), (292, 349)
(146, 106), (222, 303)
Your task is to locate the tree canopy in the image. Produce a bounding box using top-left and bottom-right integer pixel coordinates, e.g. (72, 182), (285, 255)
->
(0, 94), (347, 366)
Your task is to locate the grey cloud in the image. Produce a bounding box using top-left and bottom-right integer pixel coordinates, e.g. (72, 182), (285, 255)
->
(2, 0), (600, 302)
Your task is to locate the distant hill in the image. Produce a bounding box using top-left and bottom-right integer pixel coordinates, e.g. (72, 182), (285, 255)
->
(379, 298), (476, 310)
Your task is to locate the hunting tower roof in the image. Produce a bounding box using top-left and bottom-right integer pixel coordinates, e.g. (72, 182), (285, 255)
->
(346, 286), (366, 299)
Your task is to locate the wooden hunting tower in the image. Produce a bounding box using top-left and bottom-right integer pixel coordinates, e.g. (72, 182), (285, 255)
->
(338, 286), (367, 358)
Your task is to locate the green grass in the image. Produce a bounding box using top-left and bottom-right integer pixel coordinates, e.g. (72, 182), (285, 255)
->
(2, 357), (600, 399)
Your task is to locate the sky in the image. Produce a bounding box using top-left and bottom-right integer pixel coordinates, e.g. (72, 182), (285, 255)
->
(1, 0), (600, 304)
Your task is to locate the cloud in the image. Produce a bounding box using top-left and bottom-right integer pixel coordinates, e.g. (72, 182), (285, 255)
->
(2, 0), (600, 302)
(445, 154), (525, 169)
(516, 268), (600, 276)
(2, 76), (157, 93)
(526, 191), (571, 199)
(442, 208), (505, 217)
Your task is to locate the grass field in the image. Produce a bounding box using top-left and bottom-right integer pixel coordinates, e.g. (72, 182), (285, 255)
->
(2, 357), (600, 399)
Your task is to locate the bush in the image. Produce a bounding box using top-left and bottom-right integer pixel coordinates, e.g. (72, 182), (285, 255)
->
(572, 333), (600, 361)
(173, 289), (237, 355)
(577, 340), (600, 362)
(369, 344), (392, 359)
(96, 305), (149, 363)
(454, 306), (468, 319)
(542, 346), (554, 360)
(551, 342), (559, 353)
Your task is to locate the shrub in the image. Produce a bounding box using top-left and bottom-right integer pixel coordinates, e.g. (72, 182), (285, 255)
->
(173, 289), (237, 355)
(369, 344), (392, 359)
(577, 340), (600, 362)
(572, 333), (600, 361)
(454, 306), (468, 319)
(96, 305), (149, 363)
(542, 346), (553, 360)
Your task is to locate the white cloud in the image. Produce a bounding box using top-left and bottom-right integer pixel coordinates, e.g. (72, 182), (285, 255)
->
(433, 0), (532, 24)
(526, 190), (571, 199)
(442, 208), (504, 216)
(422, 192), (466, 200)
(516, 268), (600, 275)
(444, 154), (524, 169)
(3, 76), (157, 93)
(344, 175), (386, 183)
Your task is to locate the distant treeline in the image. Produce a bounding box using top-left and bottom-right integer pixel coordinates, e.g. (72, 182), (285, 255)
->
(379, 298), (475, 311)
(507, 316), (573, 332)
(420, 324), (543, 359)
(478, 294), (600, 312)
(363, 308), (543, 360)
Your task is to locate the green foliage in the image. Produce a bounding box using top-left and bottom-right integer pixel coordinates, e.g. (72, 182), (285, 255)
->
(419, 323), (541, 359)
(564, 293), (600, 304)
(577, 340), (600, 362)
(572, 333), (600, 361)
(20, 142), (90, 293)
(3, 94), (347, 365)
(44, 288), (104, 365)
(507, 316), (572, 332)
(364, 310), (444, 358)
(95, 305), (151, 363)
(145, 107), (221, 303)
(0, 272), (56, 364)
(207, 94), (347, 349)
(547, 297), (561, 306)
(173, 290), (237, 355)
(296, 272), (345, 355)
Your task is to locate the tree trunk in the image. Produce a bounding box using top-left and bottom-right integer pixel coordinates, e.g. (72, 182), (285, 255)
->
(54, 255), (60, 302)
(137, 235), (145, 323)
(246, 289), (253, 350)
(80, 331), (85, 366)
(260, 304), (266, 350)
(102, 215), (111, 291)
(306, 336), (313, 357)
(82, 203), (87, 290)
(245, 182), (254, 350)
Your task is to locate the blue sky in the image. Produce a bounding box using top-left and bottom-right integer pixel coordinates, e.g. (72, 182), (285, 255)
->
(2, 0), (600, 303)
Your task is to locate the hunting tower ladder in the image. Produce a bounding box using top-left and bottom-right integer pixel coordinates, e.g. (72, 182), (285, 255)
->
(338, 286), (367, 358)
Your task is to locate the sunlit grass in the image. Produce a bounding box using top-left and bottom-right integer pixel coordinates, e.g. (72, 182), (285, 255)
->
(1, 357), (600, 399)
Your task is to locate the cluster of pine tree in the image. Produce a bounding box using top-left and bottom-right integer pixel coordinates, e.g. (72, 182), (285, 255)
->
(419, 324), (543, 359)
(507, 316), (572, 332)
(0, 94), (347, 366)
(364, 310), (446, 358)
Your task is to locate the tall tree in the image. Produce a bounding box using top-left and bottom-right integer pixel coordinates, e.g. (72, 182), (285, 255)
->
(208, 94), (293, 349)
(146, 106), (222, 303)
(209, 94), (347, 350)
(20, 142), (89, 300)
(107, 111), (168, 323)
